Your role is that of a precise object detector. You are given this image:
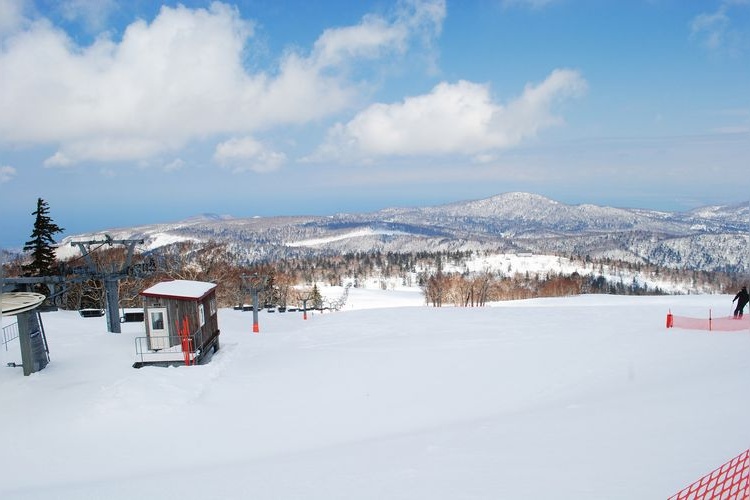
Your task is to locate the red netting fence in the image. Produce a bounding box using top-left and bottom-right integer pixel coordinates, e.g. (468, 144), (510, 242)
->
(666, 310), (750, 332)
(668, 449), (750, 499)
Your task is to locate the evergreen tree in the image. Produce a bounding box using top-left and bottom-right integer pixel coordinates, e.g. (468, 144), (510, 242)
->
(22, 198), (65, 277)
(310, 283), (324, 309)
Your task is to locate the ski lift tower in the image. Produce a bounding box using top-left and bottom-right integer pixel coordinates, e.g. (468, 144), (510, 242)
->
(241, 273), (269, 333)
(70, 235), (144, 333)
(297, 288), (314, 320)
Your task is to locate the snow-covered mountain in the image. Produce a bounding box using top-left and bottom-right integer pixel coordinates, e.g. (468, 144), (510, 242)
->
(56, 192), (750, 272)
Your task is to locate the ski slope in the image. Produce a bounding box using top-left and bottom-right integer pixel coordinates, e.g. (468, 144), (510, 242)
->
(1, 289), (749, 499)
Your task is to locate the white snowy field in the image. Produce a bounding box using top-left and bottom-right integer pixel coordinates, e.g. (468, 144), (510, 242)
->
(1, 289), (749, 499)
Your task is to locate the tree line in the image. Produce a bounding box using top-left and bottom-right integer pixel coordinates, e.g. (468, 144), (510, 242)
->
(6, 238), (744, 310)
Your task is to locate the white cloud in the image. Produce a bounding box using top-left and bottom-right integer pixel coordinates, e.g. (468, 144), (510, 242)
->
(214, 136), (287, 173)
(0, 165), (16, 183)
(308, 0), (445, 68)
(0, 1), (445, 166)
(58, 0), (118, 33)
(691, 0), (749, 53)
(310, 0), (445, 65)
(691, 7), (730, 50)
(713, 125), (750, 134)
(312, 15), (408, 68)
(0, 0), (27, 36)
(163, 158), (185, 172)
(43, 151), (73, 167)
(311, 69), (587, 161)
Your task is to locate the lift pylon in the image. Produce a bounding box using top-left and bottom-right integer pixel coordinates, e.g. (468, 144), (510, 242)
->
(69, 235), (144, 333)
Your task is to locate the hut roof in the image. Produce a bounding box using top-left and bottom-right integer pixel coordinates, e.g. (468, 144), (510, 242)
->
(141, 280), (217, 301)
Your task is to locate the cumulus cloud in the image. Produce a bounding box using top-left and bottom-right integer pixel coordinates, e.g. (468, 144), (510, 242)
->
(311, 69), (587, 161)
(0, 0), (27, 36)
(214, 136), (287, 173)
(0, 0), (445, 166)
(0, 165), (17, 183)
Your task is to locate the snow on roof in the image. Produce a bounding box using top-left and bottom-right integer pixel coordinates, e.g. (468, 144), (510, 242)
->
(141, 280), (217, 300)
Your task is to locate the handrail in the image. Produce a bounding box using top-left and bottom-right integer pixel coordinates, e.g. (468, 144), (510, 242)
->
(2, 320), (19, 351)
(134, 326), (216, 365)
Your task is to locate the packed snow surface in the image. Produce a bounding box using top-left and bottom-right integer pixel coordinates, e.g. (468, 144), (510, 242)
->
(285, 227), (411, 247)
(1, 289), (749, 499)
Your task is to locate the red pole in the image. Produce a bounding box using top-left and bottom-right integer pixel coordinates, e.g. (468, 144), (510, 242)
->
(253, 322), (259, 333)
(666, 310), (673, 328)
(182, 317), (191, 366)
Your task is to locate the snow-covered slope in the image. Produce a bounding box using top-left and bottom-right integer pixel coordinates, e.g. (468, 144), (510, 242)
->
(1, 291), (748, 499)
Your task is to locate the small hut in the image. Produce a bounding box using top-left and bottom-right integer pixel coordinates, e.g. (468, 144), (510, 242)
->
(134, 280), (220, 368)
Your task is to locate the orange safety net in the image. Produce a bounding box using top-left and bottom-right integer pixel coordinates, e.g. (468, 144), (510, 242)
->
(667, 311), (750, 332)
(668, 449), (750, 500)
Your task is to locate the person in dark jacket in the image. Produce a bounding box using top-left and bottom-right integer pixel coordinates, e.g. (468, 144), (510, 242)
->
(733, 286), (749, 318)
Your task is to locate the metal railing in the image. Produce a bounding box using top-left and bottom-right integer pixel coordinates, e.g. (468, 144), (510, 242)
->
(2, 320), (19, 351)
(134, 327), (216, 365)
(134, 335), (189, 362)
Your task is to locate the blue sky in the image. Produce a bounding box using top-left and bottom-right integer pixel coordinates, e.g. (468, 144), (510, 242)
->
(1, 0), (749, 248)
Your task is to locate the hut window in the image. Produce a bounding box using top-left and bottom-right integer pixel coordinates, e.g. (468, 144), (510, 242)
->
(151, 311), (165, 330)
(210, 298), (217, 316)
(199, 303), (205, 326)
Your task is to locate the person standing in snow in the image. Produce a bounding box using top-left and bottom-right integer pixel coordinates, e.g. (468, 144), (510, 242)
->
(732, 286), (749, 318)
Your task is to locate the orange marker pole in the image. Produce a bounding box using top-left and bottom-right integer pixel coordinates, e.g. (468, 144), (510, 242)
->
(252, 290), (260, 333)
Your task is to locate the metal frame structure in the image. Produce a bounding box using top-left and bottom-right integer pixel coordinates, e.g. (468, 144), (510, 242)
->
(2, 234), (148, 333)
(68, 236), (144, 333)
